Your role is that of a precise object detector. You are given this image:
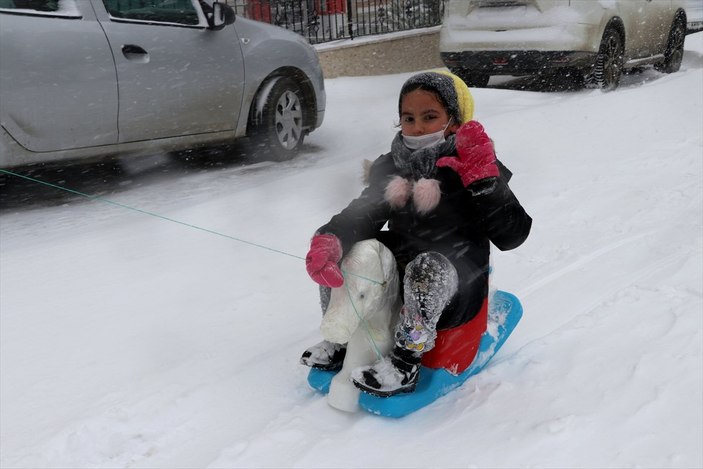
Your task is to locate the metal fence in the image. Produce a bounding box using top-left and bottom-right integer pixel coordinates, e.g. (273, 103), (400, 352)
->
(223, 0), (444, 44)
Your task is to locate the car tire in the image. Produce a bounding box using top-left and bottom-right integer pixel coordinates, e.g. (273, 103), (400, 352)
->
(655, 17), (685, 74)
(249, 76), (306, 162)
(587, 27), (624, 91)
(450, 68), (490, 88)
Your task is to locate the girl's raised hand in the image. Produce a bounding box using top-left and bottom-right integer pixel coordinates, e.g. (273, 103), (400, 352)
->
(437, 120), (499, 187)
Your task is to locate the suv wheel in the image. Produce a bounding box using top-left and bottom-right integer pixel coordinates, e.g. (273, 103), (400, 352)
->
(249, 77), (306, 161)
(587, 27), (624, 91)
(655, 17), (685, 74)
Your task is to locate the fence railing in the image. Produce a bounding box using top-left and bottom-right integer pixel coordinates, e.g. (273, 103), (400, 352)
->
(223, 0), (444, 44)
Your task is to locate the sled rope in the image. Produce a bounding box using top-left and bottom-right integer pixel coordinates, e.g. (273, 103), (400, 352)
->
(1, 169), (302, 260)
(4, 168), (386, 363)
(0, 169), (383, 285)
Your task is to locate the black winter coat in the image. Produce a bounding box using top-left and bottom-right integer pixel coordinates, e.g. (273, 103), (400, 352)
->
(318, 150), (532, 329)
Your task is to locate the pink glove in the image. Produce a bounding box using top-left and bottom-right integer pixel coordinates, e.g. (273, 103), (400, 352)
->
(436, 120), (499, 187)
(305, 234), (344, 288)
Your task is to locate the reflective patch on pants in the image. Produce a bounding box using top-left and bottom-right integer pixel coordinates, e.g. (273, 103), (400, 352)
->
(395, 306), (438, 352)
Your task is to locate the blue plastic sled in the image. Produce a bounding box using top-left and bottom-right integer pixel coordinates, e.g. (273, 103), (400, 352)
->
(307, 290), (523, 418)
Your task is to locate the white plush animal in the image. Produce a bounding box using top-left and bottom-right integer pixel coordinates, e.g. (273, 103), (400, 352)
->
(319, 239), (402, 412)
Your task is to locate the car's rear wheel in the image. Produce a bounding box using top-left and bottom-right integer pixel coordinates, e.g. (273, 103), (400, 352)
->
(450, 68), (490, 88)
(249, 76), (306, 161)
(655, 17), (685, 74)
(587, 27), (624, 91)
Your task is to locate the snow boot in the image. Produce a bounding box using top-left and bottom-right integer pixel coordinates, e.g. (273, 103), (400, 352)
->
(350, 346), (422, 397)
(300, 340), (347, 371)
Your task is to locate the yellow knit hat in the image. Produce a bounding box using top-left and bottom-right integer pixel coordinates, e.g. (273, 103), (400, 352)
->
(435, 70), (474, 123)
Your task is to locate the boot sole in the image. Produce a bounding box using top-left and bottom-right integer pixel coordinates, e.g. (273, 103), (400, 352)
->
(300, 348), (346, 371)
(352, 379), (418, 398)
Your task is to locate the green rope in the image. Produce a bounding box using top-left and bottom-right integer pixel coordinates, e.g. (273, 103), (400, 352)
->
(0, 168), (383, 285)
(2, 167), (388, 361)
(1, 168), (302, 260)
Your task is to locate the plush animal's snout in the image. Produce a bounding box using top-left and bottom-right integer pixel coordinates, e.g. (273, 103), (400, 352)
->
(320, 310), (357, 344)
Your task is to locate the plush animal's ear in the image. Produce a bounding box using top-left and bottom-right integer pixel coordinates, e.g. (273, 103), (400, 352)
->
(376, 242), (397, 282)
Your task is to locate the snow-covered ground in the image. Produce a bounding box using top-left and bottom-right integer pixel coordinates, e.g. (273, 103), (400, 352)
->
(1, 34), (701, 469)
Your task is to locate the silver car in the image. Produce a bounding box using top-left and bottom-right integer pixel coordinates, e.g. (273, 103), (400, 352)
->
(0, 0), (326, 168)
(440, 0), (688, 90)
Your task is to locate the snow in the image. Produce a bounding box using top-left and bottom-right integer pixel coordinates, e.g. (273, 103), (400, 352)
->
(1, 33), (702, 468)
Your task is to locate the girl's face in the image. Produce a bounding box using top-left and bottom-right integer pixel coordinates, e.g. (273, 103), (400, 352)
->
(400, 89), (459, 137)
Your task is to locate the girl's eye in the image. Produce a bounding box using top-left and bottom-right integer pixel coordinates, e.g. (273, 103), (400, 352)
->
(424, 114), (438, 122)
(402, 116), (414, 124)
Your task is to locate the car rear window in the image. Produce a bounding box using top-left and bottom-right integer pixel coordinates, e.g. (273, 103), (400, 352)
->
(102, 0), (199, 25)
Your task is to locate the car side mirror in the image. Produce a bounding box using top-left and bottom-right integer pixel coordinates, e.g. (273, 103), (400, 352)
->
(207, 1), (235, 30)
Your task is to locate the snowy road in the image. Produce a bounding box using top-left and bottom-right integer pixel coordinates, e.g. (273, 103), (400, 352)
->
(1, 34), (701, 468)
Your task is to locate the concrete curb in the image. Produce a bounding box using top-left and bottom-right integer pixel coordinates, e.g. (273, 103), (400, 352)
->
(314, 27), (445, 78)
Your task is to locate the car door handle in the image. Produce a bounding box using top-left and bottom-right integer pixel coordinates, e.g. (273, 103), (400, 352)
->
(121, 44), (149, 62)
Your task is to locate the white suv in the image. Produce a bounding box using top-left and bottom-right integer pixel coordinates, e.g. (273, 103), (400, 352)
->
(440, 0), (688, 90)
(685, 0), (703, 33)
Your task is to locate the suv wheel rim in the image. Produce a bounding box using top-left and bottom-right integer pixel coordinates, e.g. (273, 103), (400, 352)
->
(600, 33), (623, 89)
(668, 23), (685, 69)
(275, 90), (303, 150)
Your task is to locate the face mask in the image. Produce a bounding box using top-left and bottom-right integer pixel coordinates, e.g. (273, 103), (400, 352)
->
(402, 119), (452, 151)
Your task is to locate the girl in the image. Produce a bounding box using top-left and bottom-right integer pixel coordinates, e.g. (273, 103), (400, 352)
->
(301, 71), (532, 397)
